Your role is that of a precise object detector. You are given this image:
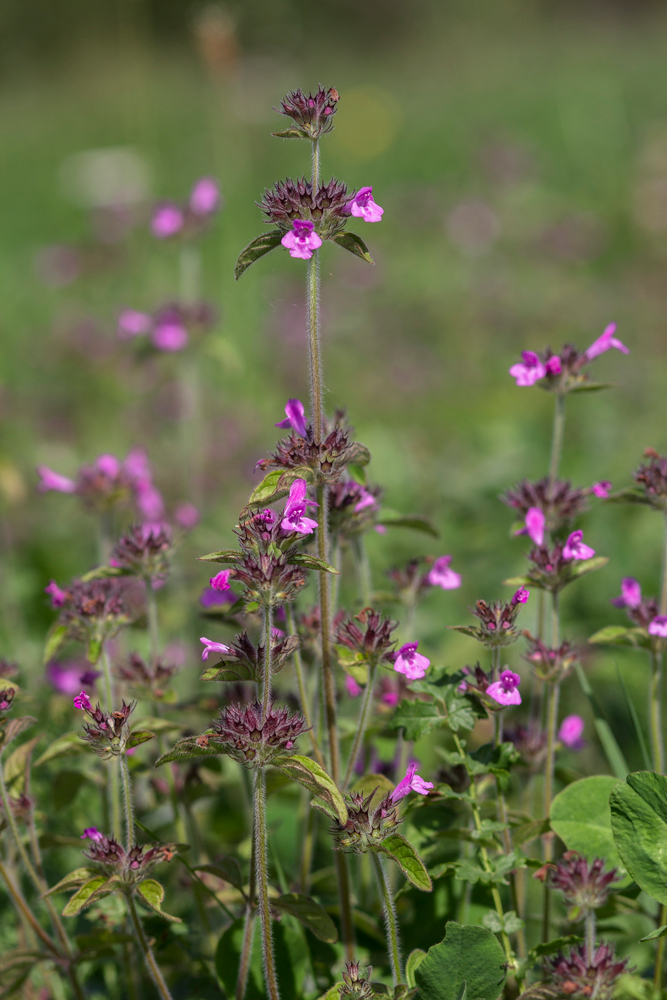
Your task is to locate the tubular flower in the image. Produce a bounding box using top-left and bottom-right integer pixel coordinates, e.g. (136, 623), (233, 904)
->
(590, 480), (612, 499)
(275, 398), (308, 437)
(584, 323), (629, 360)
(281, 478), (319, 535)
(151, 177), (220, 239)
(508, 325), (628, 395)
(563, 530), (595, 560)
(648, 616), (667, 638)
(427, 555), (462, 590)
(517, 506), (545, 545)
(0, 688), (16, 714)
(523, 634), (578, 682)
(390, 763), (434, 803)
(344, 186), (384, 223)
(611, 577), (642, 610)
(345, 675), (362, 697)
(281, 219), (323, 260)
(45, 580), (68, 608)
(200, 638), (233, 662)
(393, 641), (430, 681)
(509, 351), (547, 387)
(486, 669), (522, 707)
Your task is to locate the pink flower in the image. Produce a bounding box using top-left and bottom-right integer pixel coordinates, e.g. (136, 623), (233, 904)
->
(612, 577), (642, 610)
(37, 466), (76, 494)
(281, 220), (322, 260)
(345, 675), (362, 697)
(390, 762), (434, 803)
(509, 351), (546, 387)
(591, 481), (612, 499)
(559, 714), (585, 750)
(393, 642), (430, 681)
(516, 506), (545, 546)
(81, 827), (103, 842)
(135, 482), (165, 521)
(281, 479), (319, 535)
(45, 580), (67, 608)
(151, 202), (184, 239)
(354, 489), (378, 513)
(118, 309), (153, 340)
(73, 691), (92, 711)
(584, 323), (629, 361)
(210, 570), (232, 592)
(375, 524), (387, 535)
(189, 177), (220, 216)
(487, 670), (522, 707)
(648, 616), (667, 638)
(123, 447), (151, 483)
(382, 691), (398, 707)
(151, 310), (189, 352)
(200, 637), (233, 661)
(175, 503), (200, 530)
(427, 555), (462, 590)
(545, 356), (562, 375)
(512, 586), (530, 604)
(345, 186), (384, 223)
(276, 399), (308, 437)
(96, 454), (121, 478)
(47, 661), (98, 697)
(563, 530), (595, 560)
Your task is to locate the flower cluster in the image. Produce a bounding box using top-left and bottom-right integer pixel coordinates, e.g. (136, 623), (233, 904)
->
(113, 651), (180, 700)
(74, 694), (136, 759)
(339, 961), (375, 1000)
(332, 765), (432, 854)
(336, 608), (398, 666)
(258, 407), (368, 486)
(118, 301), (216, 353)
(509, 325), (629, 392)
(275, 86), (340, 139)
(535, 852), (621, 913)
(110, 522), (173, 585)
(199, 630), (300, 682)
(328, 479), (383, 539)
(57, 577), (134, 651)
(523, 634), (579, 682)
(208, 701), (308, 767)
(632, 449), (667, 509)
(504, 477), (588, 532)
(460, 591), (530, 647)
(151, 176), (220, 239)
(0, 687), (15, 715)
(37, 448), (164, 520)
(545, 943), (629, 1000)
(524, 534), (597, 593)
(261, 176), (351, 231)
(82, 828), (176, 881)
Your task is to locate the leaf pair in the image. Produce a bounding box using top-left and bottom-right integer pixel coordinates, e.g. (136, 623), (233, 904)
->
(234, 230), (373, 280)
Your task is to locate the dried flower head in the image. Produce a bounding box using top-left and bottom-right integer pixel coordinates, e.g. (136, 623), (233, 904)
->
(75, 697), (136, 759)
(340, 960), (375, 1000)
(110, 522), (173, 584)
(503, 477), (588, 532)
(336, 608), (398, 666)
(210, 701), (308, 767)
(328, 480), (383, 539)
(330, 787), (401, 854)
(275, 86), (339, 139)
(113, 652), (180, 700)
(545, 942), (629, 999)
(58, 577), (134, 653)
(523, 634), (579, 682)
(257, 409), (369, 487)
(536, 852), (621, 914)
(82, 829), (176, 881)
(200, 630), (300, 683)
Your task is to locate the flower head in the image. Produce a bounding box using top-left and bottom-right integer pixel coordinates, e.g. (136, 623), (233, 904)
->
(336, 608), (398, 666)
(275, 399), (308, 437)
(83, 830), (175, 880)
(45, 580), (67, 608)
(536, 851), (621, 911)
(584, 323), (629, 361)
(466, 597), (527, 647)
(330, 787), (401, 854)
(210, 701), (308, 767)
(114, 651), (180, 699)
(427, 555), (462, 590)
(390, 762), (434, 803)
(76, 698), (136, 759)
(393, 641), (430, 681)
(591, 481), (612, 499)
(563, 530), (595, 561)
(486, 670), (522, 706)
(545, 942), (629, 1000)
(57, 577), (134, 651)
(559, 715), (586, 750)
(504, 477), (588, 532)
(110, 522), (173, 584)
(281, 478), (319, 535)
(649, 616), (667, 638)
(276, 86), (339, 139)
(523, 634), (578, 682)
(280, 219), (323, 260)
(509, 351), (547, 387)
(328, 479), (383, 538)
(344, 186), (384, 223)
(340, 962), (375, 1000)
(633, 450), (667, 508)
(611, 577), (642, 610)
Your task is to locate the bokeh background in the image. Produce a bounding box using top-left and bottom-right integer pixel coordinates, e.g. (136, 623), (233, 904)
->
(3, 0), (667, 769)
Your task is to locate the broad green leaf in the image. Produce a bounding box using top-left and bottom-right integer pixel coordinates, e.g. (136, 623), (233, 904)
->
(136, 879), (181, 922)
(406, 949), (427, 988)
(201, 662), (254, 683)
(387, 700), (445, 740)
(235, 230), (284, 280)
(551, 775), (624, 873)
(610, 771), (667, 904)
(376, 511), (440, 537)
(640, 925), (667, 942)
(43, 624), (67, 664)
(288, 553), (339, 574)
(197, 548), (243, 564)
(34, 732), (83, 767)
(588, 625), (648, 647)
(242, 466), (314, 513)
(331, 230), (374, 264)
(414, 921), (507, 1000)
(527, 935), (583, 960)
(155, 734), (222, 767)
(42, 867), (95, 898)
(570, 556), (609, 579)
(375, 833), (432, 891)
(273, 754), (347, 824)
(62, 875), (115, 916)
(273, 892), (338, 942)
(126, 730), (156, 750)
(194, 858), (245, 893)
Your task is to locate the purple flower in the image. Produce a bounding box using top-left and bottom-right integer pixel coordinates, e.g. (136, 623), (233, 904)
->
(591, 480), (612, 499)
(649, 616), (667, 638)
(345, 186), (384, 223)
(509, 351), (546, 387)
(174, 503), (200, 530)
(135, 481), (165, 521)
(118, 309), (153, 340)
(281, 220), (323, 260)
(47, 660), (99, 697)
(73, 691), (92, 711)
(37, 466), (76, 493)
(199, 586), (235, 608)
(45, 580), (67, 608)
(512, 586), (530, 604)
(516, 506), (545, 546)
(354, 488), (378, 513)
(200, 637), (233, 661)
(276, 399), (308, 437)
(345, 675), (362, 697)
(96, 454), (121, 478)
(559, 714), (585, 750)
(210, 570), (232, 592)
(390, 763), (434, 803)
(563, 530), (595, 560)
(487, 670), (522, 706)
(151, 310), (189, 352)
(382, 691), (398, 707)
(81, 827), (103, 842)
(545, 356), (562, 375)
(151, 202), (184, 239)
(281, 479), (319, 535)
(584, 323), (629, 361)
(427, 555), (462, 590)
(612, 577), (642, 609)
(393, 642), (430, 681)
(189, 177), (220, 216)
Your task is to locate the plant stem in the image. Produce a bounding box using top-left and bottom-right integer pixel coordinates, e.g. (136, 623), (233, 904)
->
(0, 857), (59, 956)
(372, 852), (402, 987)
(253, 768), (279, 1000)
(649, 652), (664, 773)
(352, 534), (372, 607)
(655, 904), (667, 988)
(236, 833), (256, 1000)
(127, 893), (174, 1000)
(548, 393), (566, 487)
(311, 138), (320, 189)
(307, 246), (323, 445)
(119, 753), (135, 850)
(145, 578), (160, 667)
(261, 603), (274, 724)
(344, 662), (377, 787)
(585, 908), (596, 965)
(101, 643), (122, 838)
(285, 604), (325, 767)
(316, 485), (339, 781)
(541, 676), (560, 943)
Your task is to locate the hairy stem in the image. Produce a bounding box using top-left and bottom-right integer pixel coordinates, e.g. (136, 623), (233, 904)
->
(344, 661), (377, 787)
(585, 908), (596, 965)
(261, 603), (274, 724)
(285, 604), (325, 767)
(254, 768), (280, 1000)
(372, 852), (402, 987)
(127, 893), (174, 1000)
(548, 393), (566, 487)
(101, 643), (122, 839)
(236, 910), (256, 1000)
(145, 579), (160, 667)
(307, 248), (323, 445)
(316, 485), (339, 780)
(311, 138), (320, 189)
(119, 752), (135, 851)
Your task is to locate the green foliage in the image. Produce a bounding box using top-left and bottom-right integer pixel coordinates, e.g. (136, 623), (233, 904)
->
(550, 775), (624, 871)
(272, 892), (338, 942)
(374, 833), (432, 891)
(331, 230), (374, 263)
(376, 511), (440, 536)
(154, 733), (222, 766)
(610, 771), (667, 904)
(234, 230), (284, 279)
(414, 922), (507, 1000)
(61, 875), (118, 916)
(136, 879), (181, 922)
(273, 753), (348, 824)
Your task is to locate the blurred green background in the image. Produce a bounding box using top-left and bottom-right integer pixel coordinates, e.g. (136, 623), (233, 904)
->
(2, 0), (667, 768)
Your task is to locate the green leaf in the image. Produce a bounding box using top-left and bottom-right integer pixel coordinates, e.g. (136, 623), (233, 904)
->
(215, 917), (265, 1000)
(387, 699), (446, 740)
(136, 879), (181, 922)
(242, 466), (314, 512)
(345, 441), (371, 466)
(273, 754), (347, 824)
(331, 230), (374, 264)
(272, 127), (309, 138)
(193, 858), (245, 893)
(615, 665), (652, 772)
(640, 925), (667, 942)
(197, 548), (243, 564)
(3, 736), (39, 792)
(43, 623), (67, 664)
(288, 553), (339, 574)
(235, 230), (284, 280)
(570, 382), (614, 393)
(154, 734), (222, 767)
(62, 875), (116, 916)
(273, 892), (338, 942)
(610, 771), (667, 905)
(126, 730), (156, 750)
(605, 487), (653, 506)
(33, 732), (83, 767)
(376, 511), (440, 537)
(80, 564), (128, 581)
(482, 909), (524, 934)
(375, 833), (432, 891)
(588, 625), (647, 647)
(41, 867), (96, 898)
(570, 555), (609, 579)
(502, 576), (533, 587)
(200, 662), (254, 683)
(315, 987), (345, 1000)
(132, 717), (184, 735)
(406, 949), (428, 989)
(447, 625), (481, 639)
(527, 935), (583, 959)
(551, 775), (624, 873)
(86, 638), (101, 664)
(414, 921), (507, 1000)
(347, 772), (395, 803)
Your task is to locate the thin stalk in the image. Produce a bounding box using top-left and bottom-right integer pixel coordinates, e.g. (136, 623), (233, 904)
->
(371, 852), (402, 987)
(0, 858), (59, 956)
(352, 535), (372, 608)
(335, 852), (355, 963)
(655, 904), (667, 989)
(649, 652), (664, 773)
(311, 139), (320, 189)
(660, 510), (667, 617)
(119, 753), (135, 851)
(127, 893), (174, 1000)
(344, 662), (377, 787)
(299, 796), (315, 893)
(236, 833), (256, 1000)
(307, 249), (323, 444)
(285, 604), (325, 767)
(316, 485), (339, 780)
(145, 579), (160, 667)
(541, 679), (560, 943)
(585, 908), (596, 965)
(261, 603), (274, 724)
(253, 768), (279, 1000)
(548, 393), (566, 487)
(101, 643), (122, 839)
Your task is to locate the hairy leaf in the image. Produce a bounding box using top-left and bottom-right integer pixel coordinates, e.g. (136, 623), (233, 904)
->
(272, 127), (309, 138)
(197, 549), (243, 564)
(588, 625), (649, 648)
(273, 892), (338, 942)
(242, 466), (314, 513)
(62, 875), (116, 916)
(331, 230), (374, 264)
(570, 556), (609, 579)
(288, 553), (339, 574)
(193, 858), (245, 893)
(551, 775), (624, 873)
(34, 732), (84, 767)
(273, 754), (347, 824)
(388, 700), (446, 740)
(42, 867), (96, 898)
(126, 730), (156, 750)
(235, 230), (284, 280)
(376, 511), (440, 537)
(155, 734), (222, 767)
(136, 879), (181, 922)
(406, 949), (428, 989)
(375, 833), (432, 891)
(414, 921), (507, 1000)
